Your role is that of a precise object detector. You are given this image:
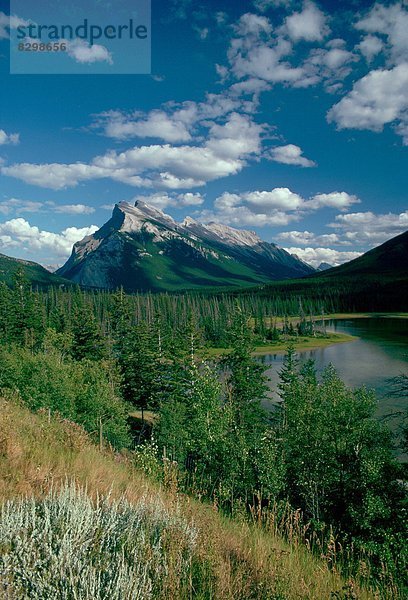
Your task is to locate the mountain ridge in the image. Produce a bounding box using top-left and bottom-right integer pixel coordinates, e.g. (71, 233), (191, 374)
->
(57, 200), (315, 291)
(0, 252), (69, 287)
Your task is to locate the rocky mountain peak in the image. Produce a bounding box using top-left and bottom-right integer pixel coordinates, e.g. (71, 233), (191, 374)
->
(57, 200), (316, 291)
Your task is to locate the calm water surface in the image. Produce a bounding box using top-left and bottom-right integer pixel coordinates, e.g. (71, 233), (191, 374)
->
(259, 318), (408, 455)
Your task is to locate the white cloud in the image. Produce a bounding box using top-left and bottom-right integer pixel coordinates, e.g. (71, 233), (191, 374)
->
(194, 26), (209, 40)
(277, 230), (342, 246)
(198, 190), (301, 227)
(277, 209), (408, 255)
(306, 192), (360, 211)
(94, 92), (258, 143)
(284, 246), (361, 267)
(327, 63), (408, 142)
(0, 11), (29, 39)
(1, 163), (111, 190)
(0, 219), (98, 258)
(53, 204), (95, 214)
(0, 129), (20, 145)
(224, 7), (354, 92)
(355, 2), (408, 65)
(284, 1), (330, 43)
(197, 185), (356, 228)
(0, 198), (43, 215)
(268, 143), (316, 167)
(228, 24), (306, 85)
(96, 110), (192, 143)
(234, 13), (272, 37)
(0, 198), (95, 216)
(357, 35), (384, 62)
(215, 11), (228, 25)
(243, 188), (304, 211)
(330, 210), (408, 245)
(66, 39), (113, 65)
(2, 113), (266, 190)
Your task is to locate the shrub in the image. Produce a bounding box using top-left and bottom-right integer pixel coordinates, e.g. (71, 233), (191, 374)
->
(0, 347), (131, 449)
(0, 483), (196, 599)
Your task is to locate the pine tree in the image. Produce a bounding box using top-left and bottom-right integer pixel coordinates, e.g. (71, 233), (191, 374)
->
(71, 302), (105, 361)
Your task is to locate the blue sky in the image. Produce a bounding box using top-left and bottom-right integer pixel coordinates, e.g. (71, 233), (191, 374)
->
(0, 0), (407, 268)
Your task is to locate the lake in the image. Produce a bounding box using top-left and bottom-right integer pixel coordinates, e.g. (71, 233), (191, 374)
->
(258, 317), (408, 457)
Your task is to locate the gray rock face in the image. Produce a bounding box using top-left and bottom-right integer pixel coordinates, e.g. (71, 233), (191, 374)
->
(57, 201), (315, 291)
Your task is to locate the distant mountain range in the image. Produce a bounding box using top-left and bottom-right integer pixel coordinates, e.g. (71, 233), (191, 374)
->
(56, 201), (315, 291)
(0, 203), (406, 304)
(317, 262), (333, 271)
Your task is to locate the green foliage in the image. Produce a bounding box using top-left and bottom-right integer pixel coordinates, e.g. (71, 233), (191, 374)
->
(0, 278), (406, 593)
(0, 345), (130, 449)
(71, 302), (106, 361)
(278, 356), (407, 588)
(279, 360), (401, 529)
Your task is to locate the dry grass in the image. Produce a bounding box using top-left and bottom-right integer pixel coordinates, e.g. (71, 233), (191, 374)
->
(0, 395), (380, 599)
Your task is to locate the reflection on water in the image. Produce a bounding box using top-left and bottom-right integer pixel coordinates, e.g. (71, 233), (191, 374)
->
(259, 318), (408, 457)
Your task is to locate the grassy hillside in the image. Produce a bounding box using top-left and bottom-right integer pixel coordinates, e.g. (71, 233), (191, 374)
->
(0, 252), (69, 287)
(0, 396), (377, 599)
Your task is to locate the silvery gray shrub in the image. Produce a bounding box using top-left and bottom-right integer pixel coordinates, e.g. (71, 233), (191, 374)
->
(0, 484), (196, 599)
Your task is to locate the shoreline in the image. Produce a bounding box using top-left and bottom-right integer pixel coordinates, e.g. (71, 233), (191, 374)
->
(206, 332), (357, 358)
(262, 312), (408, 329)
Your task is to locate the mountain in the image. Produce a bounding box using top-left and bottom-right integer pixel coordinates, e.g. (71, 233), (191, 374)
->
(57, 201), (315, 292)
(256, 230), (408, 312)
(0, 253), (69, 287)
(317, 230), (408, 279)
(317, 262), (333, 271)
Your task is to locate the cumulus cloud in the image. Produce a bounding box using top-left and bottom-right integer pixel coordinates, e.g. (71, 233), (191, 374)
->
(97, 110), (192, 143)
(223, 6), (354, 92)
(277, 209), (408, 256)
(0, 219), (98, 258)
(243, 188), (304, 211)
(284, 1), (330, 42)
(196, 186), (357, 228)
(330, 210), (408, 245)
(277, 230), (342, 246)
(305, 192), (360, 211)
(94, 93), (257, 143)
(355, 2), (408, 65)
(357, 34), (384, 62)
(66, 39), (113, 65)
(197, 189), (301, 227)
(327, 63), (408, 142)
(2, 113), (266, 190)
(268, 144), (316, 167)
(227, 16), (307, 85)
(283, 246), (361, 267)
(0, 129), (20, 145)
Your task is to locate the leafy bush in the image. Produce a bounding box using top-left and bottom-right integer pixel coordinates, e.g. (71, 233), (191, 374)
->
(0, 483), (196, 599)
(0, 347), (131, 449)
